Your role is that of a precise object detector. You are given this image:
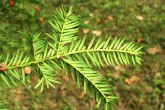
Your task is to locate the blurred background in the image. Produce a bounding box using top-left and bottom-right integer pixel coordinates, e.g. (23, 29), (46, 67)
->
(0, 0), (165, 110)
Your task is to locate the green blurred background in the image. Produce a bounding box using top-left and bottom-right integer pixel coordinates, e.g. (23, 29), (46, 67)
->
(0, 0), (165, 110)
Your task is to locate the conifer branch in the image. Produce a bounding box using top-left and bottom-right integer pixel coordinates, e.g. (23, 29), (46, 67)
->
(0, 5), (144, 110)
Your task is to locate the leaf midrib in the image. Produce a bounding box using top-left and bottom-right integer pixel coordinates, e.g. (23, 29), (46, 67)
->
(64, 48), (143, 56)
(56, 11), (69, 54)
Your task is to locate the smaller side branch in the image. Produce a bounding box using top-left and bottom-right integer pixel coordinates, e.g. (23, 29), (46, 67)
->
(62, 59), (118, 105)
